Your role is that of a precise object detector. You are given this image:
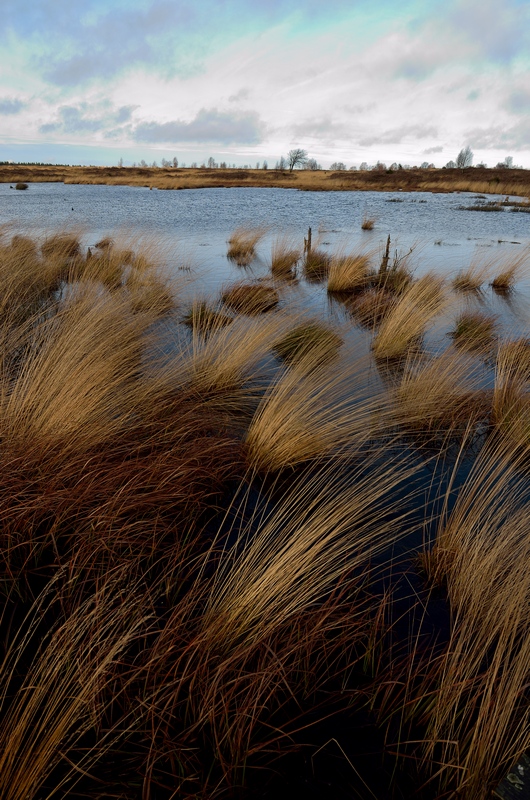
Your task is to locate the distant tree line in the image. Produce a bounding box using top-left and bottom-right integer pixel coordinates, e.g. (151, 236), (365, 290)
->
(119, 149), (522, 172)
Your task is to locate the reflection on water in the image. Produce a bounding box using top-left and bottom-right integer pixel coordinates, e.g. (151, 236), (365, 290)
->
(1, 182), (530, 340)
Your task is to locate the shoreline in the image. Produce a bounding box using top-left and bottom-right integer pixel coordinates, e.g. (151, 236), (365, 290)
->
(1, 164), (530, 198)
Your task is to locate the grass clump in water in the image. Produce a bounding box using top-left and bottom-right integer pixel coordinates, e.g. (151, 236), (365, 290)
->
(303, 248), (331, 282)
(222, 282), (279, 314)
(372, 273), (445, 361)
(348, 287), (395, 328)
(327, 250), (373, 293)
(182, 301), (234, 333)
(270, 234), (301, 277)
(451, 311), (497, 351)
(273, 321), (342, 365)
(227, 226), (266, 266)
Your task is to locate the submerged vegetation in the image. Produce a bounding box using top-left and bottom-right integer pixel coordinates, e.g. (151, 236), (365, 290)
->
(1, 224), (530, 799)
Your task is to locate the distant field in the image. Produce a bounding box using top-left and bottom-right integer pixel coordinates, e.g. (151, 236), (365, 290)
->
(1, 163), (530, 197)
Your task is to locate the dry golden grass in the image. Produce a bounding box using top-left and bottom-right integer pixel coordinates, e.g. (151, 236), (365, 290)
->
(270, 234), (301, 276)
(182, 299), (234, 333)
(394, 349), (488, 432)
(202, 454), (413, 654)
(227, 226), (266, 266)
(183, 312), (289, 398)
(372, 274), (446, 360)
(490, 245), (530, 291)
(303, 247), (332, 281)
(418, 448), (530, 797)
(245, 356), (384, 471)
(491, 338), (530, 438)
(452, 255), (491, 291)
(222, 282), (279, 314)
(273, 320), (342, 366)
(450, 310), (497, 351)
(327, 249), (374, 293)
(347, 287), (396, 328)
(361, 215), (375, 230)
(0, 573), (149, 800)
(0, 284), (152, 454)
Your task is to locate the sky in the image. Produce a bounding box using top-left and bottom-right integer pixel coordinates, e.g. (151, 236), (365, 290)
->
(0, 0), (529, 168)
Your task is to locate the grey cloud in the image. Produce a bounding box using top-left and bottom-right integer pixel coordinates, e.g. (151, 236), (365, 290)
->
(228, 88), (250, 103)
(467, 89), (480, 101)
(505, 90), (530, 116)
(290, 117), (354, 140)
(448, 0), (529, 64)
(423, 146), (443, 154)
(359, 125), (438, 147)
(38, 1), (200, 85)
(133, 108), (264, 144)
(39, 103), (136, 136)
(0, 97), (26, 114)
(466, 121), (530, 149)
(394, 60), (436, 82)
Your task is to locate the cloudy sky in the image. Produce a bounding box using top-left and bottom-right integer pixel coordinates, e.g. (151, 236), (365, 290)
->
(0, 0), (529, 168)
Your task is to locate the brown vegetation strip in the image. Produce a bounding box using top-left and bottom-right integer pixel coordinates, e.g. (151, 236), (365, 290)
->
(2, 164), (530, 197)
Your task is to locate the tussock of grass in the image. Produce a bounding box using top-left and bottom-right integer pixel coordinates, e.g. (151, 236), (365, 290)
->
(491, 339), (530, 436)
(0, 575), (148, 800)
(490, 246), (530, 291)
(182, 300), (234, 333)
(348, 287), (395, 327)
(273, 321), (342, 365)
(451, 310), (497, 351)
(418, 440), (530, 796)
(227, 226), (266, 266)
(270, 234), (301, 276)
(0, 285), (151, 453)
(303, 248), (331, 281)
(361, 215), (375, 230)
(222, 282), (279, 314)
(452, 257), (491, 291)
(327, 250), (374, 293)
(372, 274), (446, 360)
(185, 313), (288, 399)
(41, 233), (81, 260)
(394, 349), (488, 433)
(245, 356), (381, 471)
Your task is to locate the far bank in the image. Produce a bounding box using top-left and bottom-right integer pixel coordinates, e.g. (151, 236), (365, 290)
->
(1, 164), (530, 199)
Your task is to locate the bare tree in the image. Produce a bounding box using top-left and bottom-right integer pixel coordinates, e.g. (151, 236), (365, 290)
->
(456, 146), (473, 168)
(172, 156), (178, 168)
(330, 161), (346, 171)
(287, 148), (308, 172)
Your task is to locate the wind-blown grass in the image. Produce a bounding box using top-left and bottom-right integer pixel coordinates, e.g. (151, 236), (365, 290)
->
(245, 356), (384, 472)
(372, 274), (446, 360)
(227, 226), (266, 266)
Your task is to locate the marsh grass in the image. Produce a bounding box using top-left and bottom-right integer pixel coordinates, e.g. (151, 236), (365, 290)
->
(327, 249), (374, 293)
(452, 256), (491, 292)
(245, 356), (385, 472)
(420, 461), (530, 797)
(490, 246), (530, 291)
(222, 282), (279, 314)
(348, 287), (396, 328)
(273, 321), (342, 366)
(227, 226), (266, 266)
(270, 234), (301, 276)
(361, 215), (376, 230)
(450, 310), (497, 351)
(0, 573), (149, 800)
(182, 300), (234, 333)
(6, 225), (530, 797)
(372, 274), (446, 360)
(394, 350), (488, 433)
(303, 248), (332, 282)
